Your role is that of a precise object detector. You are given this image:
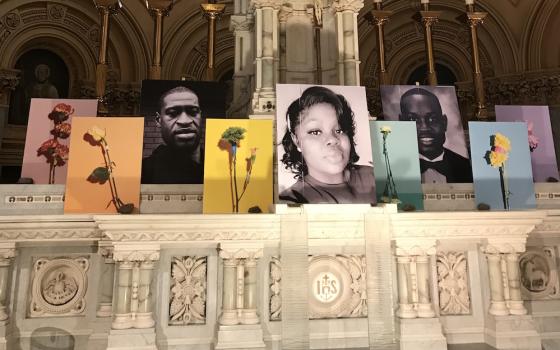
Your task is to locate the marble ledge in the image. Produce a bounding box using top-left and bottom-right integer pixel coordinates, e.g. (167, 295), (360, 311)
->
(0, 207), (555, 245)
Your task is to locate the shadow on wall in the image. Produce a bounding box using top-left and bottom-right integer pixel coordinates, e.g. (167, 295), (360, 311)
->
(30, 327), (75, 350)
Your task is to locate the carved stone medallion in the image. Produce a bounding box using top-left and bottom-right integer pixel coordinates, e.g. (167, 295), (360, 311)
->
(30, 257), (89, 317)
(169, 256), (207, 325)
(269, 255), (367, 320)
(520, 248), (559, 300)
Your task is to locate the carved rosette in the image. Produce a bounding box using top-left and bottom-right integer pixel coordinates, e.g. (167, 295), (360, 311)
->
(519, 247), (559, 300)
(30, 257), (89, 317)
(436, 252), (471, 315)
(169, 256), (207, 325)
(269, 255), (367, 320)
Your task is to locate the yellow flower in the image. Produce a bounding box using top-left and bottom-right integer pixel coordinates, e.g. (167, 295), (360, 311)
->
(380, 126), (392, 134)
(87, 126), (106, 142)
(494, 133), (511, 152)
(489, 150), (508, 168)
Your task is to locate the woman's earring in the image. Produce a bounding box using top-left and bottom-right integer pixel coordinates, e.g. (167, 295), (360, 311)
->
(297, 146), (302, 152)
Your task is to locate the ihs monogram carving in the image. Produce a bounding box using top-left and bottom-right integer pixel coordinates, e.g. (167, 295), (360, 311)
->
(30, 257), (89, 317)
(436, 252), (471, 315)
(519, 247), (559, 300)
(169, 256), (207, 325)
(269, 255), (367, 320)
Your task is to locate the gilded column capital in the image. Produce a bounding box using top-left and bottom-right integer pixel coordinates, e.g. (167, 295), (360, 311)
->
(92, 0), (122, 14)
(201, 3), (226, 19)
(370, 10), (392, 26)
(145, 0), (174, 16)
(419, 10), (441, 27)
(331, 0), (364, 13)
(466, 11), (487, 27)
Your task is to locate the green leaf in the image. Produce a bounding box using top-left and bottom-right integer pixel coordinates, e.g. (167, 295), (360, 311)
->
(87, 167), (110, 184)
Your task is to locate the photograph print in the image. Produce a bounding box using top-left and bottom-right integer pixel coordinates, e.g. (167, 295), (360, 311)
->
(203, 119), (273, 214)
(276, 84), (376, 204)
(370, 120), (424, 210)
(469, 121), (536, 211)
(64, 117), (144, 214)
(381, 85), (472, 184)
(140, 79), (227, 184)
(495, 105), (559, 182)
(21, 98), (98, 184)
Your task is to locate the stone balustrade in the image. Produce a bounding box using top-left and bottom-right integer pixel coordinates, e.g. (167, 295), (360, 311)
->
(0, 206), (555, 350)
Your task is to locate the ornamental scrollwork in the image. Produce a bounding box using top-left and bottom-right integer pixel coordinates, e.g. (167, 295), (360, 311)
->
(169, 256), (207, 325)
(436, 251), (471, 315)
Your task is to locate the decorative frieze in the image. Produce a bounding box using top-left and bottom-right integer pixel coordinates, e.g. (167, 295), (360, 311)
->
(169, 256), (207, 325)
(436, 252), (471, 315)
(29, 256), (89, 317)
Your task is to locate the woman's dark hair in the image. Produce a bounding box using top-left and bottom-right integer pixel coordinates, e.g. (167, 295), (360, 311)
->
(281, 86), (359, 179)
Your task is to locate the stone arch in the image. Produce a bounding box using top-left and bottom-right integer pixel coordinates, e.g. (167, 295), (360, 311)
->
(523, 0), (560, 69)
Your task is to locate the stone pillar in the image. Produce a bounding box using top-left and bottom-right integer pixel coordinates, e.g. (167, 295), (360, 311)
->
(216, 243), (265, 350)
(251, 0), (280, 114)
(0, 244), (15, 322)
(229, 9), (255, 117)
(485, 252), (509, 316)
(278, 7), (291, 84)
(242, 257), (259, 324)
(332, 0), (363, 85)
(396, 256), (416, 319)
(505, 252), (526, 315)
(112, 261), (134, 329)
(111, 245), (160, 329)
(97, 243), (115, 317)
(416, 254), (435, 318)
(220, 256), (239, 325)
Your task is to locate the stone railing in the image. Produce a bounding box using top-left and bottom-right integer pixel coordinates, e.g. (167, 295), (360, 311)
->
(0, 205), (558, 350)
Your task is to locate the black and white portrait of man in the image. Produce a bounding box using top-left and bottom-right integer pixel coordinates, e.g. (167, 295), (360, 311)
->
(381, 85), (473, 184)
(140, 80), (226, 184)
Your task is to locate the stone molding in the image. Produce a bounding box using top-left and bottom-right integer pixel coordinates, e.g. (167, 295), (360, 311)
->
(331, 0), (364, 13)
(112, 244), (161, 262)
(0, 216), (98, 242)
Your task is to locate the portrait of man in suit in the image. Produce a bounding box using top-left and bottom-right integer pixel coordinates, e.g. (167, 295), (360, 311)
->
(398, 88), (472, 183)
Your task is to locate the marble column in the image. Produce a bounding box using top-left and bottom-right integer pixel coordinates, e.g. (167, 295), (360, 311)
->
(97, 244), (115, 317)
(236, 259), (245, 316)
(112, 245), (160, 330)
(251, 0), (279, 114)
(506, 253), (527, 315)
(136, 261), (156, 328)
(416, 254), (435, 318)
(486, 253), (509, 316)
(220, 257), (239, 325)
(112, 261), (134, 329)
(396, 256), (416, 318)
(332, 0), (364, 85)
(0, 245), (15, 322)
(242, 257), (259, 324)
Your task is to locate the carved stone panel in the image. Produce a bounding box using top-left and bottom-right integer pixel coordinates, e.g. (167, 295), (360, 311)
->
(169, 256), (207, 325)
(520, 247), (559, 300)
(29, 257), (89, 317)
(269, 255), (367, 320)
(436, 252), (471, 315)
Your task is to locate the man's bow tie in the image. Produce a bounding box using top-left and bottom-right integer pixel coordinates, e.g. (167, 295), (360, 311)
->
(420, 158), (447, 174)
